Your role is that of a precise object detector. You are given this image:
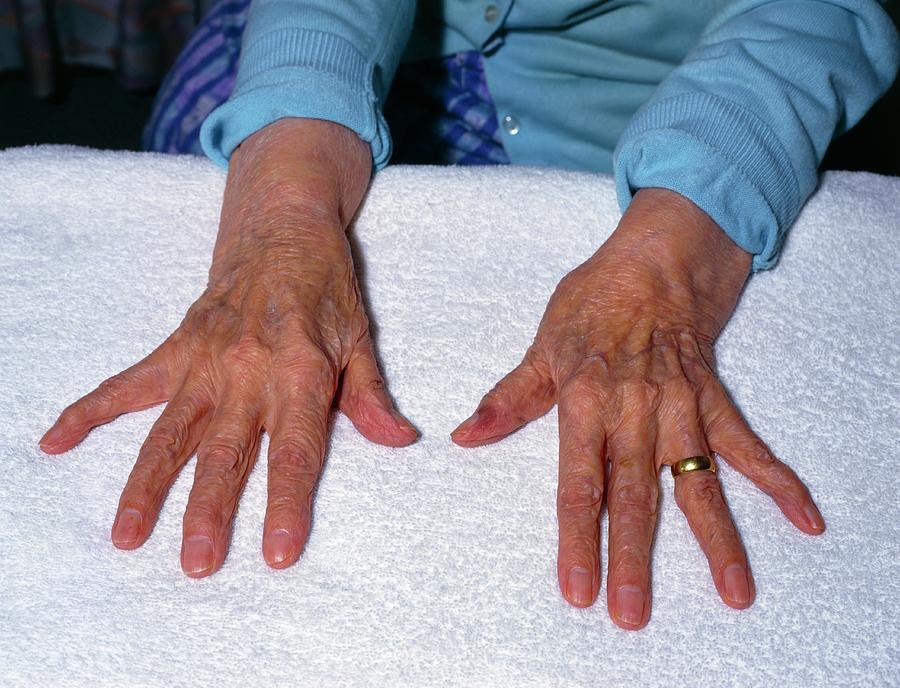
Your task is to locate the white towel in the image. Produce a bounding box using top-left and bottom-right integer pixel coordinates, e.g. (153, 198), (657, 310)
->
(1, 145), (897, 687)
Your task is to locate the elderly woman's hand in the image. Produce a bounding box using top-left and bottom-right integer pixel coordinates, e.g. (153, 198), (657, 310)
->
(38, 118), (416, 576)
(451, 187), (825, 629)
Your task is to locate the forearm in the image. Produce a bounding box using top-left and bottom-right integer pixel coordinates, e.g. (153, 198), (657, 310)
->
(209, 118), (372, 284)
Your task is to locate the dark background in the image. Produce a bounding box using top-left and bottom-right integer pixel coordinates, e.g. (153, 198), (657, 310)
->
(1, 60), (898, 175)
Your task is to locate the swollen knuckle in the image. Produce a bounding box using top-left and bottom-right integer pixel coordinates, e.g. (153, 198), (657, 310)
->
(610, 481), (658, 515)
(144, 424), (184, 460)
(750, 440), (776, 466)
(557, 475), (603, 515)
(282, 345), (337, 384)
(196, 442), (245, 476)
(221, 333), (269, 370)
(686, 478), (721, 510)
(58, 402), (85, 426)
(95, 376), (123, 399)
(269, 440), (322, 477)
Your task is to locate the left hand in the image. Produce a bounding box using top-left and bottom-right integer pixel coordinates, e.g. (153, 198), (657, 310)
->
(450, 188), (824, 630)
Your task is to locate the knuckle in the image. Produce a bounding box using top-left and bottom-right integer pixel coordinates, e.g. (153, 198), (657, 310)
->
(196, 442), (247, 479)
(125, 465), (177, 510)
(560, 375), (607, 419)
(559, 532), (599, 558)
(609, 554), (649, 581)
(684, 477), (722, 510)
(95, 375), (124, 399)
(221, 333), (270, 371)
(622, 378), (662, 413)
(748, 442), (808, 502)
(144, 418), (188, 458)
(772, 465), (809, 502)
(609, 530), (652, 570)
(364, 375), (386, 394)
(268, 490), (314, 518)
(282, 344), (337, 386)
(609, 480), (659, 516)
(349, 374), (386, 409)
(183, 500), (222, 530)
(58, 401), (86, 426)
(749, 440), (777, 466)
(557, 475), (603, 517)
(185, 298), (237, 335)
(269, 440), (322, 478)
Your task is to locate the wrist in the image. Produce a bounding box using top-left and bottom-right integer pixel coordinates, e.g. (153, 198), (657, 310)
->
(225, 118), (372, 233)
(598, 187), (752, 335)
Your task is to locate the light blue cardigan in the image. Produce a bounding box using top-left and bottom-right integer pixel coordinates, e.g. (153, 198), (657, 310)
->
(199, 0), (899, 270)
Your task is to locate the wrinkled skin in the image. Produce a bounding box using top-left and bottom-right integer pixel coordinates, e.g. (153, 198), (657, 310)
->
(39, 118), (824, 630)
(451, 187), (825, 629)
(39, 119), (416, 575)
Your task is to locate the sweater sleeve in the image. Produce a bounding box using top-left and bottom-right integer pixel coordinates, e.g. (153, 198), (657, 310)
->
(199, 0), (416, 171)
(613, 0), (899, 271)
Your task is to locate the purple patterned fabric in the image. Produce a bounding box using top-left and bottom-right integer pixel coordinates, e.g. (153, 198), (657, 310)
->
(141, 0), (248, 155)
(385, 50), (510, 166)
(141, 0), (508, 166)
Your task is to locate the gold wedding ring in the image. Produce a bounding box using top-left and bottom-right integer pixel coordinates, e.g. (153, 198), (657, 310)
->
(671, 455), (717, 478)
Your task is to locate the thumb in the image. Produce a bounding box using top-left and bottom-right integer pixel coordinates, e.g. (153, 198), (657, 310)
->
(337, 336), (418, 448)
(451, 348), (555, 447)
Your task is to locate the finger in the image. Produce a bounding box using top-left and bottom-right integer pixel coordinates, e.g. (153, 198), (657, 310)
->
(262, 358), (336, 569)
(701, 379), (825, 535)
(181, 383), (263, 578)
(111, 377), (214, 549)
(337, 335), (417, 448)
(654, 368), (754, 608)
(606, 403), (658, 630)
(39, 344), (173, 453)
(555, 376), (606, 608)
(674, 471), (755, 608)
(451, 347), (555, 447)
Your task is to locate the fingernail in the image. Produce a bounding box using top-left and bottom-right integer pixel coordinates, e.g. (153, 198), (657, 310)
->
(723, 564), (750, 605)
(183, 535), (215, 575)
(391, 411), (418, 436)
(39, 426), (64, 450)
(451, 410), (480, 436)
(616, 585), (645, 626)
(804, 504), (825, 532)
(113, 508), (142, 545)
(267, 529), (294, 565)
(567, 567), (593, 606)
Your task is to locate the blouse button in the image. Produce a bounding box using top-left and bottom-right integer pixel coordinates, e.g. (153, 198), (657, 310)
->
(502, 114), (520, 136)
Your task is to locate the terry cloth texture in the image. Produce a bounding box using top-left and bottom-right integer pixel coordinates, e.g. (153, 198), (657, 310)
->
(1, 146), (898, 687)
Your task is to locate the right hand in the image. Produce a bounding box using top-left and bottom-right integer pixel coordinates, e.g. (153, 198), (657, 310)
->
(38, 118), (417, 576)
